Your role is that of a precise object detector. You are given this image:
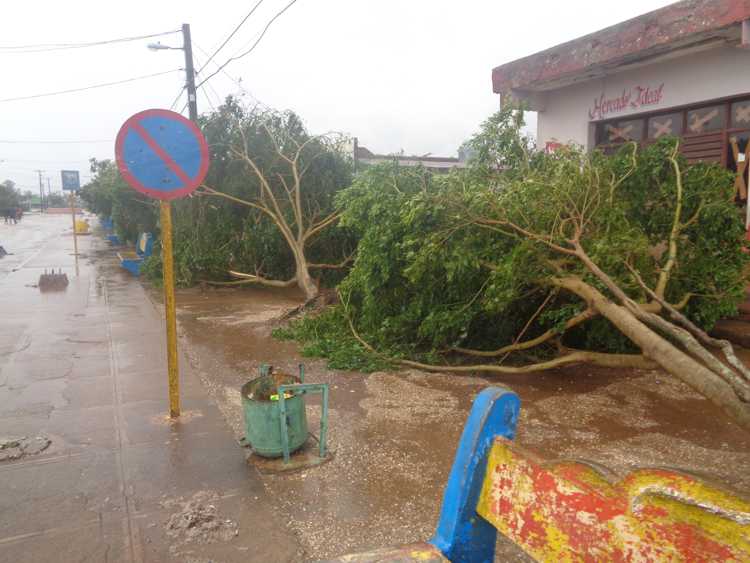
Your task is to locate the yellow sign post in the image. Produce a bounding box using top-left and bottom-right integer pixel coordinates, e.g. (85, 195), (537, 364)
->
(69, 193), (79, 256)
(61, 170), (81, 268)
(115, 109), (210, 419)
(160, 201), (180, 417)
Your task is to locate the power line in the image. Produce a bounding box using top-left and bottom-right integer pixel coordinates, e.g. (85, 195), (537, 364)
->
(1, 164), (87, 173)
(195, 43), (265, 109)
(203, 79), (224, 108)
(200, 85), (217, 113)
(169, 86), (185, 111)
(0, 69), (181, 103)
(195, 43), (246, 91)
(0, 30), (180, 54)
(196, 0), (300, 89)
(193, 51), (225, 108)
(0, 139), (112, 144)
(197, 0), (266, 75)
(0, 157), (93, 163)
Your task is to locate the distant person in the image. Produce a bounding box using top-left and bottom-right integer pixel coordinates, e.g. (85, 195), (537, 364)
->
(2, 209), (17, 224)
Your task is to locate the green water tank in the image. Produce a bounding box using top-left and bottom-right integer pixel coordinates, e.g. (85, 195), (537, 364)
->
(241, 372), (308, 458)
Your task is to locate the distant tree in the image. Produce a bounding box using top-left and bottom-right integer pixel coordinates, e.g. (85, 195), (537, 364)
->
(79, 159), (157, 242)
(47, 193), (67, 207)
(0, 180), (21, 209)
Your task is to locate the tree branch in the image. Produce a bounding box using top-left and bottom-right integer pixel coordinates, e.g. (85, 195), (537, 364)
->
(400, 351), (656, 374)
(227, 269), (297, 288)
(198, 185), (273, 219)
(634, 308), (750, 402)
(338, 290), (653, 374)
(626, 261), (750, 387)
(231, 141), (296, 247)
(474, 217), (577, 256)
(453, 308), (596, 358)
(308, 252), (355, 270)
(303, 210), (341, 242)
(655, 144), (684, 298)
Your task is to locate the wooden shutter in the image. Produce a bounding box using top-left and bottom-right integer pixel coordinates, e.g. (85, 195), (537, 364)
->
(679, 132), (724, 164)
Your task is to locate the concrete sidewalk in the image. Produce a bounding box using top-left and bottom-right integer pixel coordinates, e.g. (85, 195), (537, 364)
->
(0, 215), (300, 562)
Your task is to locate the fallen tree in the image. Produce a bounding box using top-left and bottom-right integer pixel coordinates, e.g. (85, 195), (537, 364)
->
(322, 108), (750, 430)
(195, 105), (354, 299)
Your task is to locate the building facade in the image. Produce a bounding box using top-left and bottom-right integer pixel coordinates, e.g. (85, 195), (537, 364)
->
(492, 0), (750, 171)
(354, 141), (467, 174)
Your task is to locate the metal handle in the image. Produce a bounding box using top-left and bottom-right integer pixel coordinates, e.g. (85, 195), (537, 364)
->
(277, 383), (329, 464)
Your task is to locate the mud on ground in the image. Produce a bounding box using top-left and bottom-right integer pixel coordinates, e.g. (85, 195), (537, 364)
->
(168, 286), (750, 561)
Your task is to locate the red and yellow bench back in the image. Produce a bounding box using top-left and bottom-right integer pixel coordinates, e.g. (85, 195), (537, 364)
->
(329, 389), (749, 563)
(478, 438), (750, 562)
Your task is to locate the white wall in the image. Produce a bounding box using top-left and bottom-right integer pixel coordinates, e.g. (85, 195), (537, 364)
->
(536, 45), (750, 149)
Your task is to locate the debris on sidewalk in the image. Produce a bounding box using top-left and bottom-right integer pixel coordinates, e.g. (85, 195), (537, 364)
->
(38, 269), (69, 291)
(162, 491), (239, 554)
(0, 435), (51, 461)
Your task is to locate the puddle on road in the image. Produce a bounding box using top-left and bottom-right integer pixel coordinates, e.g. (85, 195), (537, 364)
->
(171, 285), (750, 560)
(194, 305), (291, 326)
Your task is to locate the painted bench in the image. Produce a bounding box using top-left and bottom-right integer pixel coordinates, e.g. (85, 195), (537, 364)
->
(328, 387), (750, 562)
(99, 216), (122, 245)
(117, 232), (154, 276)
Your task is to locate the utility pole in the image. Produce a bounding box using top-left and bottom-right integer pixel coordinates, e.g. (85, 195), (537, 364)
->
(182, 23), (198, 123)
(143, 23), (199, 417)
(148, 23), (197, 122)
(36, 170), (44, 213)
(46, 177), (51, 206)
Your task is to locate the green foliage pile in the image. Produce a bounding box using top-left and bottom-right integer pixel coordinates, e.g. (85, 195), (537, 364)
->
(273, 307), (392, 372)
(285, 107), (747, 369)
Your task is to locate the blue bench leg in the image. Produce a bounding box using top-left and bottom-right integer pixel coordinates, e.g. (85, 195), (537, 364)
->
(120, 259), (143, 276)
(429, 387), (520, 563)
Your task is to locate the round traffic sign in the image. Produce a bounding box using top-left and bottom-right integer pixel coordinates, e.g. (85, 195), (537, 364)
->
(115, 109), (209, 201)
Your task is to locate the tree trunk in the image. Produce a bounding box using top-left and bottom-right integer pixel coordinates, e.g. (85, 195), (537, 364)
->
(554, 276), (750, 432)
(292, 246), (318, 301)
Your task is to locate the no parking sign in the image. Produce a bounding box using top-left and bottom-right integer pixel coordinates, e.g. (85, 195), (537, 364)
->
(115, 108), (210, 418)
(115, 109), (209, 200)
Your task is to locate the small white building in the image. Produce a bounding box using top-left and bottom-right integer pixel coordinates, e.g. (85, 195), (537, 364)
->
(492, 0), (750, 171)
(354, 141), (466, 174)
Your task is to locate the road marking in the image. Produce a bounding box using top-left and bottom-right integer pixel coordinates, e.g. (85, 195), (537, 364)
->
(101, 240), (143, 563)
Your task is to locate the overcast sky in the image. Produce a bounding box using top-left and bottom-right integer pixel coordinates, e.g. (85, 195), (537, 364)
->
(1, 0), (674, 193)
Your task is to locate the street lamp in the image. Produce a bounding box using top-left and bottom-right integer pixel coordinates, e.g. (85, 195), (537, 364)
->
(147, 42), (179, 51)
(147, 24), (198, 123)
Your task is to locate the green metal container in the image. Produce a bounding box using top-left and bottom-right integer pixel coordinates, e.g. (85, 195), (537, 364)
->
(241, 371), (308, 458)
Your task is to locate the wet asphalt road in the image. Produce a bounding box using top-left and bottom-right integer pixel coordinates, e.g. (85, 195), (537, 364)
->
(0, 214), (300, 562)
